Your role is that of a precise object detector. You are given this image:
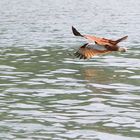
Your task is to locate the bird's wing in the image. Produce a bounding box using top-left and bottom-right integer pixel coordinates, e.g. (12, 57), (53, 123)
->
(74, 43), (111, 59)
(84, 35), (128, 46)
(72, 26), (113, 46)
(72, 26), (128, 51)
(84, 35), (114, 46)
(84, 35), (103, 43)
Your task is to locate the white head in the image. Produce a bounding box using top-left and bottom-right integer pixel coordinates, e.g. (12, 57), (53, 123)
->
(118, 47), (127, 52)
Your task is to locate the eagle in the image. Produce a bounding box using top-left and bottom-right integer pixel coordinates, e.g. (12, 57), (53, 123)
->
(72, 26), (128, 59)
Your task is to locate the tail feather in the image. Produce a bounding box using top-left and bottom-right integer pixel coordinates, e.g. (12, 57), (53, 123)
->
(115, 36), (128, 44)
(72, 26), (83, 37)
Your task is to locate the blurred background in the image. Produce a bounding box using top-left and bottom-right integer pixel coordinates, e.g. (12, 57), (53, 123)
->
(0, 0), (140, 139)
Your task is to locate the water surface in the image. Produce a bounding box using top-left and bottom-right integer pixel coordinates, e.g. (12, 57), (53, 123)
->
(0, 0), (140, 139)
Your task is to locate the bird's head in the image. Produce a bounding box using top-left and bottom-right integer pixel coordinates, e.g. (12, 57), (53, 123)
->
(118, 47), (127, 52)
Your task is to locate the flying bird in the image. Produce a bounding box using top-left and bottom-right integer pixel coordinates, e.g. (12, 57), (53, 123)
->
(72, 26), (128, 59)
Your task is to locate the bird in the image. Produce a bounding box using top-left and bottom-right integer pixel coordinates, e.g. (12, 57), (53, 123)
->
(72, 26), (128, 59)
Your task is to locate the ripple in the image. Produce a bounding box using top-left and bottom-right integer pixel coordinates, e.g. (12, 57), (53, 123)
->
(0, 0), (140, 139)
(89, 83), (140, 92)
(128, 75), (140, 79)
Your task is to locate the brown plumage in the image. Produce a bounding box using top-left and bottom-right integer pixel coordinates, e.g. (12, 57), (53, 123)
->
(74, 43), (111, 59)
(72, 26), (128, 59)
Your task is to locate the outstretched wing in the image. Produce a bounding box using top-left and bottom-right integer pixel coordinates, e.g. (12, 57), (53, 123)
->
(84, 35), (128, 46)
(72, 26), (116, 47)
(72, 26), (128, 48)
(74, 43), (111, 59)
(84, 35), (114, 46)
(72, 26), (104, 43)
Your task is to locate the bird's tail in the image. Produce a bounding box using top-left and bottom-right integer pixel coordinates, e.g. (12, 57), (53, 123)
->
(72, 26), (84, 37)
(115, 36), (128, 44)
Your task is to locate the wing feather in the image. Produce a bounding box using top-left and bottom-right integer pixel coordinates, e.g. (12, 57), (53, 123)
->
(72, 26), (128, 51)
(74, 43), (111, 59)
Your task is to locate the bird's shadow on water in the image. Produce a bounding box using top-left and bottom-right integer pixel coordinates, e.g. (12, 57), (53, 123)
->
(83, 68), (106, 81)
(80, 67), (119, 94)
(81, 65), (115, 84)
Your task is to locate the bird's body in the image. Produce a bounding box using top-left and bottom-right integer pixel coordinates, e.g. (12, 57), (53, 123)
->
(72, 26), (128, 59)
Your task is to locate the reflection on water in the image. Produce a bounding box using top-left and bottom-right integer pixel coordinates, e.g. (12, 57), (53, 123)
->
(0, 0), (140, 139)
(0, 47), (140, 140)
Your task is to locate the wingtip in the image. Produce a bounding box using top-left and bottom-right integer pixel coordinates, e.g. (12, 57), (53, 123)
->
(125, 35), (128, 39)
(72, 26), (75, 29)
(72, 26), (76, 32)
(71, 26), (83, 37)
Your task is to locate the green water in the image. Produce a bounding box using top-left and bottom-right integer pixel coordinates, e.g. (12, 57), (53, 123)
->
(0, 0), (140, 139)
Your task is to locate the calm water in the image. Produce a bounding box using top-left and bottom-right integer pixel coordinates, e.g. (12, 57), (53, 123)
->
(0, 0), (140, 139)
